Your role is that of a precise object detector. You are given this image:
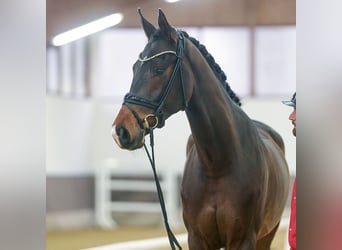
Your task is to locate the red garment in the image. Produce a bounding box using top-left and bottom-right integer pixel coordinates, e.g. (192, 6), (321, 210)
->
(289, 179), (296, 250)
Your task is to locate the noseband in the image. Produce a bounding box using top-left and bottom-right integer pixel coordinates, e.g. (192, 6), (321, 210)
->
(123, 31), (187, 131)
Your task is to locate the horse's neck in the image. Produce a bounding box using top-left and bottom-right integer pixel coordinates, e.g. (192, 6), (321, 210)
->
(185, 46), (243, 172)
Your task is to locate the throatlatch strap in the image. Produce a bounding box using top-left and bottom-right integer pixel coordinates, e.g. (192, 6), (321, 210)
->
(143, 129), (182, 250)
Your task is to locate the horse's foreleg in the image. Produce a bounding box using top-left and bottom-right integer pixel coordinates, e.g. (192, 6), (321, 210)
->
(240, 240), (257, 250)
(255, 222), (280, 250)
(187, 232), (207, 250)
(226, 234), (257, 250)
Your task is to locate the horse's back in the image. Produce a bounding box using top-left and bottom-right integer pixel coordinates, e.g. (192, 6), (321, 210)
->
(253, 120), (285, 152)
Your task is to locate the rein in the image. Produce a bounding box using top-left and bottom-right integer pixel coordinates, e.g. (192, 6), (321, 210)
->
(143, 130), (182, 250)
(122, 31), (187, 250)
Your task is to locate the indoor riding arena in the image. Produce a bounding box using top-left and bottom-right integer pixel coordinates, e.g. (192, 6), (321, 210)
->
(46, 0), (296, 249)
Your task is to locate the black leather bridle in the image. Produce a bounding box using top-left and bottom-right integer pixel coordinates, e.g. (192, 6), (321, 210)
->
(121, 31), (187, 250)
(123, 31), (188, 131)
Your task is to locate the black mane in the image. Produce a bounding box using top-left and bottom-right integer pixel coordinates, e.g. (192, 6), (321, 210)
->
(149, 28), (242, 106)
(180, 30), (241, 106)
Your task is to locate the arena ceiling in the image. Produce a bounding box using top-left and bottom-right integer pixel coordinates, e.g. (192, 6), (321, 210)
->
(46, 0), (295, 46)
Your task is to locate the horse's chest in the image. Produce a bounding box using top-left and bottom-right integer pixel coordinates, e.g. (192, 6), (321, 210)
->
(181, 179), (238, 246)
(181, 175), (239, 221)
(181, 161), (239, 206)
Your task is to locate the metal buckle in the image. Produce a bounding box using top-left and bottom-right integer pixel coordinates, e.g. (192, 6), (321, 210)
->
(143, 114), (159, 129)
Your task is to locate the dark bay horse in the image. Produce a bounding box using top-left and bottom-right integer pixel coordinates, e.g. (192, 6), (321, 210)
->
(112, 9), (289, 250)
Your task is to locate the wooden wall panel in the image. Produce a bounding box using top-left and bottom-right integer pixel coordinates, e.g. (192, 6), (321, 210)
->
(47, 0), (296, 43)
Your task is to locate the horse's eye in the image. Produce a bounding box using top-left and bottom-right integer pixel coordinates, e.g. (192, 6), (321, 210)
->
(154, 68), (165, 76)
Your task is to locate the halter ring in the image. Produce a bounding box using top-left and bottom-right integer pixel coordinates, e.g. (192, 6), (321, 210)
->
(143, 114), (159, 129)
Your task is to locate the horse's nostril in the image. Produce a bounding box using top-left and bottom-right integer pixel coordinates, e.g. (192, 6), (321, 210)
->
(117, 126), (130, 145)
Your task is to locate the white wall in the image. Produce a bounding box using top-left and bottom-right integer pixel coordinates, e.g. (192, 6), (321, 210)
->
(199, 27), (251, 96)
(46, 96), (296, 176)
(83, 26), (295, 99)
(255, 26), (296, 95)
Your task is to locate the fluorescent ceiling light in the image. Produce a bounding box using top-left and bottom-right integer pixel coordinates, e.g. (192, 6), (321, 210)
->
(52, 13), (123, 46)
(164, 0), (181, 2)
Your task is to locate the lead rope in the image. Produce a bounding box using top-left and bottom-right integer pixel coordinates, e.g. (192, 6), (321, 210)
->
(143, 129), (182, 250)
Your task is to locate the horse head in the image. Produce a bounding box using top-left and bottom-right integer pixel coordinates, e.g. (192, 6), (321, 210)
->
(112, 9), (193, 150)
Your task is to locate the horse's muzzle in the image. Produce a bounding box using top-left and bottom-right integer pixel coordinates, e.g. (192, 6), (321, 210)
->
(112, 125), (145, 150)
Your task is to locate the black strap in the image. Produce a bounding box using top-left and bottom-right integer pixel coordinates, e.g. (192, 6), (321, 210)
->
(124, 103), (145, 129)
(124, 32), (187, 128)
(143, 129), (182, 250)
(179, 60), (188, 110)
(154, 32), (185, 116)
(124, 93), (159, 110)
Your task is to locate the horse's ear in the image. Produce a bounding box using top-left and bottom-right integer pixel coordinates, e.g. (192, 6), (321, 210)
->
(158, 9), (177, 41)
(138, 8), (156, 39)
